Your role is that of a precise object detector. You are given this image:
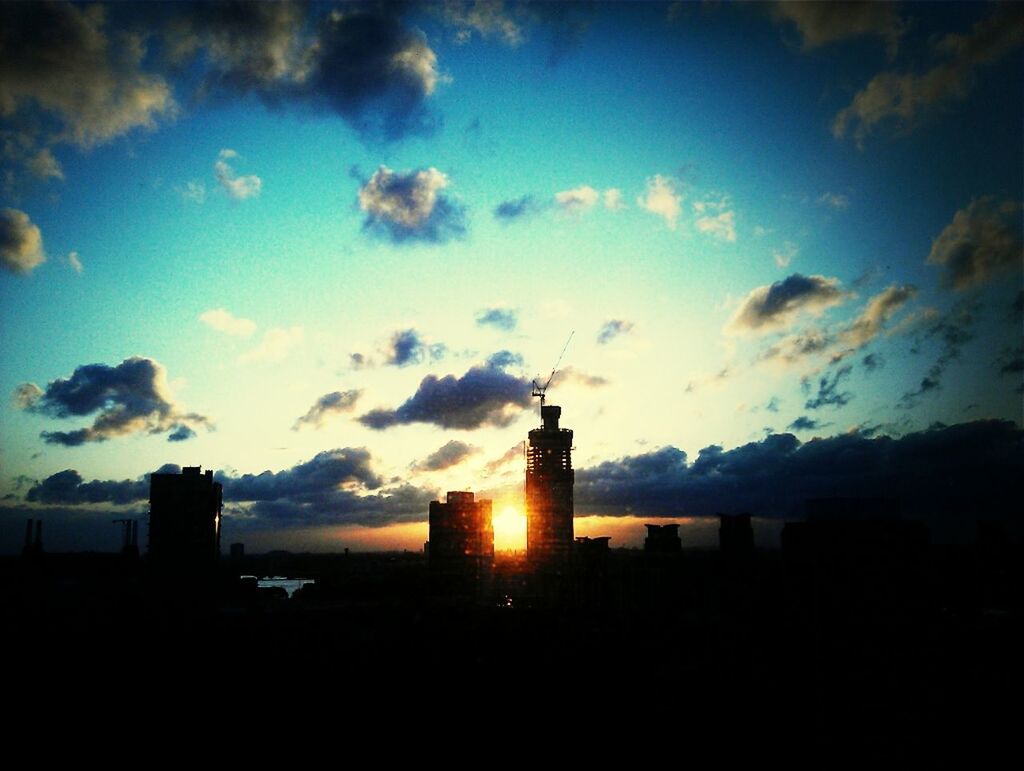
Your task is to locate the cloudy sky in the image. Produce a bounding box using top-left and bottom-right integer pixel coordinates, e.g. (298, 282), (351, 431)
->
(1, 1), (1021, 553)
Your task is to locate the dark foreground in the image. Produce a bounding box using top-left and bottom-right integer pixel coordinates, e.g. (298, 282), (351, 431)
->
(3, 545), (1020, 757)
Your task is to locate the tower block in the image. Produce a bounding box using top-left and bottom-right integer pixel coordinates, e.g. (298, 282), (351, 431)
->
(526, 405), (574, 567)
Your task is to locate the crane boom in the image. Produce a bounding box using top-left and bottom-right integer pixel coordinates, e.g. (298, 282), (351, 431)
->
(532, 331), (574, 408)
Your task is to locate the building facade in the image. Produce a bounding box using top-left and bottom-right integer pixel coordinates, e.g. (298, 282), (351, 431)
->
(428, 491), (494, 591)
(526, 405), (575, 568)
(148, 466), (222, 564)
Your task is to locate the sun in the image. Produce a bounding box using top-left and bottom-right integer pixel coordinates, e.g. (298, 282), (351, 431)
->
(492, 503), (527, 552)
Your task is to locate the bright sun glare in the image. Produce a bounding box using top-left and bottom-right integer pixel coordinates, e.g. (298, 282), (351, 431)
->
(492, 504), (527, 552)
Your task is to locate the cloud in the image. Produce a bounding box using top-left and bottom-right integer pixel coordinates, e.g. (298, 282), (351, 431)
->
(548, 366), (609, 389)
(862, 353), (884, 372)
(485, 350), (524, 369)
(214, 149), (262, 200)
(770, 1), (905, 55)
(773, 241), (798, 269)
(840, 284), (917, 348)
(0, 208), (45, 274)
(15, 357), (210, 446)
(26, 148), (63, 181)
(240, 326), (304, 363)
(554, 185), (599, 214)
(178, 180), (206, 204)
(359, 365), (533, 430)
(926, 197), (1022, 290)
(693, 196), (737, 242)
(758, 330), (834, 367)
(0, 1), (174, 153)
(412, 440), (478, 472)
(65, 251), (83, 274)
(900, 303), (977, 406)
(804, 365), (854, 410)
(494, 195), (541, 221)
(817, 192), (850, 209)
(199, 307), (257, 336)
(787, 416), (823, 432)
(475, 306), (518, 331)
(219, 447), (384, 499)
(637, 174), (682, 229)
(575, 419), (1022, 530)
(727, 274), (848, 335)
(384, 328), (445, 367)
(597, 319), (634, 345)
(293, 389), (362, 431)
(603, 188), (624, 211)
(166, 4), (440, 142)
(359, 165), (465, 243)
(765, 397), (780, 413)
(25, 464), (182, 505)
(995, 346), (1024, 377)
(485, 441), (525, 475)
(167, 424), (196, 442)
(833, 4), (1024, 145)
(439, 1), (525, 46)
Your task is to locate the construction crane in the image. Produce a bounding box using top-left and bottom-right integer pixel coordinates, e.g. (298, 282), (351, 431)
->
(532, 331), (574, 409)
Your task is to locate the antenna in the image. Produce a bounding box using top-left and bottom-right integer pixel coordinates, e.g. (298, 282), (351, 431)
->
(532, 331), (574, 409)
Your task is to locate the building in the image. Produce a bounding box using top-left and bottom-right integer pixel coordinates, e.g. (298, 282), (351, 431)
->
(526, 404), (575, 568)
(719, 513), (754, 558)
(428, 491), (494, 592)
(645, 523), (682, 554)
(148, 466), (222, 564)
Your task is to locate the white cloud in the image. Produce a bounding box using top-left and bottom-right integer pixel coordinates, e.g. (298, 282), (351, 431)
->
(693, 196), (737, 242)
(637, 174), (681, 229)
(773, 241), (798, 268)
(0, 208), (45, 274)
(179, 180), (206, 204)
(214, 149), (262, 200)
(603, 188), (625, 210)
(818, 192), (850, 209)
(358, 165), (451, 229)
(66, 251), (83, 274)
(240, 326), (304, 363)
(555, 185), (600, 214)
(200, 308), (257, 337)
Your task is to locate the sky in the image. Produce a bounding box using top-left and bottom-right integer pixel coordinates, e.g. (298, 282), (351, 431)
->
(1, 1), (1021, 554)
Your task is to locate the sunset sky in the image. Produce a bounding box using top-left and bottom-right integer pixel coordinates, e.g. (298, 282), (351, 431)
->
(2, 1), (1021, 553)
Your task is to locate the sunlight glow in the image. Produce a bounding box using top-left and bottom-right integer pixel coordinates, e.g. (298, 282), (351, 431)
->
(492, 504), (527, 552)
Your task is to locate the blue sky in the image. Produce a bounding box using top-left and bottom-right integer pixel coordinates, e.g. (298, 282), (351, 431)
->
(1, 1), (1021, 552)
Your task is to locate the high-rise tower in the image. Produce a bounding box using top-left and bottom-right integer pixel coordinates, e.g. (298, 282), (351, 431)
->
(526, 404), (574, 567)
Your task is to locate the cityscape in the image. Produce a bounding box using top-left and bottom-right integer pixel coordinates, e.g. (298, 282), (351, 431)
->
(1, 0), (1021, 751)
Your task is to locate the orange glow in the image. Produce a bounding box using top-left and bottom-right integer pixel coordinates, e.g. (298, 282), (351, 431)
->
(492, 504), (527, 552)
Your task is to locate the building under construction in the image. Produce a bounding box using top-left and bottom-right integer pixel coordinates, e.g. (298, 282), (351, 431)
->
(526, 404), (575, 568)
(148, 466), (222, 565)
(428, 491), (494, 595)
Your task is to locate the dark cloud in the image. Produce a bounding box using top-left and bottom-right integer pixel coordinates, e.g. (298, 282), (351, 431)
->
(412, 440), (478, 472)
(359, 365), (533, 430)
(759, 330), (833, 366)
(862, 353), (884, 372)
(385, 328), (445, 367)
(486, 350), (524, 369)
(597, 319), (634, 345)
(765, 397), (781, 413)
(927, 197), (1023, 291)
(788, 416), (824, 432)
(350, 352), (370, 369)
(16, 357), (211, 446)
(167, 424), (197, 442)
(234, 482), (436, 529)
(485, 441), (525, 475)
(1012, 290), (1024, 321)
(359, 166), (466, 243)
(475, 307), (518, 331)
(293, 389), (362, 430)
(728, 274), (847, 334)
(804, 365), (853, 410)
(493, 195), (542, 222)
(901, 303), (977, 406)
(575, 420), (1023, 532)
(1, 208), (45, 274)
(25, 463), (181, 505)
(995, 346), (1024, 376)
(218, 448), (383, 500)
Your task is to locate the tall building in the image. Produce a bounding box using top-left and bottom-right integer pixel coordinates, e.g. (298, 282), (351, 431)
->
(148, 466), (222, 563)
(526, 404), (574, 568)
(428, 491), (494, 590)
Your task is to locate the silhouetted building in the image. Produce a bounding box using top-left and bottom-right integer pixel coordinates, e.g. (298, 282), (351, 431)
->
(719, 514), (754, 558)
(645, 524), (682, 554)
(21, 518), (42, 557)
(526, 405), (574, 568)
(148, 466), (222, 564)
(428, 491), (493, 594)
(230, 542), (245, 560)
(114, 518), (139, 559)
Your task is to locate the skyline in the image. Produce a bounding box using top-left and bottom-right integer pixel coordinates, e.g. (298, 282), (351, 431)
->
(1, 1), (1021, 553)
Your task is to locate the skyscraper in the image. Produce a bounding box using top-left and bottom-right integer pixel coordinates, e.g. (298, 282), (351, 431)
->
(428, 491), (494, 594)
(148, 466), (222, 564)
(526, 404), (574, 568)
